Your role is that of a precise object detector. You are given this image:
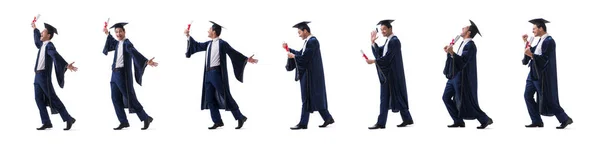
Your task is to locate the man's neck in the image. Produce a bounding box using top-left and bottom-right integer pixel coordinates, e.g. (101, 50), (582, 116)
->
(385, 32), (394, 38)
(537, 32), (547, 37)
(303, 34), (312, 40)
(41, 39), (50, 42)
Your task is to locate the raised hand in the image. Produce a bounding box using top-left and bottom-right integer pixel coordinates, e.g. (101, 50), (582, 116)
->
(371, 30), (379, 44)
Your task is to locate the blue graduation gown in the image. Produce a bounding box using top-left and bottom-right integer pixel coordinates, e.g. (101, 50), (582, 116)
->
(103, 34), (149, 113)
(285, 36), (329, 113)
(371, 36), (409, 112)
(186, 37), (248, 111)
(33, 29), (69, 114)
(522, 36), (563, 116)
(442, 41), (486, 120)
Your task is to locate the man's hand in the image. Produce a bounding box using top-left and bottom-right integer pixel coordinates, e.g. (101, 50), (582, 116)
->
(522, 34), (529, 43)
(366, 59), (375, 64)
(248, 54), (258, 64)
(67, 62), (78, 72)
(287, 53), (295, 58)
(31, 22), (36, 29)
(525, 47), (533, 58)
(104, 28), (109, 35)
(184, 29), (190, 37)
(371, 30), (378, 44)
(147, 57), (159, 67)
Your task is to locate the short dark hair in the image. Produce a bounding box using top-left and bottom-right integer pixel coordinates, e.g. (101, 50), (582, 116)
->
(381, 23), (392, 29)
(468, 26), (477, 38)
(298, 26), (310, 33)
(48, 32), (54, 40)
(115, 27), (126, 32)
(534, 23), (547, 32)
(212, 25), (222, 36)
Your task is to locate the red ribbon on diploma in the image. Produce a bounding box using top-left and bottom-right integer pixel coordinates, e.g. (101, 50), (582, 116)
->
(104, 18), (110, 28)
(361, 50), (368, 60)
(284, 42), (289, 52)
(187, 21), (193, 30)
(525, 37), (534, 48)
(32, 14), (40, 23)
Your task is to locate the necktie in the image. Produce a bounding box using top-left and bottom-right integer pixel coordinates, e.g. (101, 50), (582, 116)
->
(34, 49), (41, 71)
(206, 42), (213, 68)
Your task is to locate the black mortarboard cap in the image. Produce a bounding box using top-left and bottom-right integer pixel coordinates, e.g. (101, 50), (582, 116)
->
(44, 23), (57, 35)
(377, 19), (394, 28)
(469, 20), (481, 36)
(528, 18), (550, 24)
(110, 22), (128, 29)
(292, 21), (310, 29)
(209, 21), (225, 30)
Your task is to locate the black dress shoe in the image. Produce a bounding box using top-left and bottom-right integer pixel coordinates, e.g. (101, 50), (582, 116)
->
(318, 118), (335, 128)
(447, 122), (465, 128)
(556, 117), (573, 129)
(368, 124), (385, 129)
(64, 118), (76, 130)
(36, 123), (53, 130)
(525, 122), (544, 128)
(397, 120), (414, 127)
(290, 125), (307, 130)
(235, 116), (247, 129)
(477, 118), (493, 129)
(208, 123), (224, 130)
(113, 123), (130, 130)
(141, 116), (153, 130)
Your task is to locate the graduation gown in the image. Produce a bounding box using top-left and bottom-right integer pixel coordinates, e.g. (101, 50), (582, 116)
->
(187, 37), (248, 111)
(33, 29), (69, 114)
(371, 36), (409, 112)
(522, 36), (560, 116)
(442, 41), (486, 120)
(103, 34), (149, 113)
(285, 36), (328, 113)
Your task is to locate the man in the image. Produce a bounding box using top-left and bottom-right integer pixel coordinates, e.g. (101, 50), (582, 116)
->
(31, 22), (78, 130)
(283, 21), (335, 130)
(102, 22), (158, 130)
(521, 18), (573, 129)
(442, 20), (493, 129)
(184, 21), (258, 130)
(366, 19), (413, 129)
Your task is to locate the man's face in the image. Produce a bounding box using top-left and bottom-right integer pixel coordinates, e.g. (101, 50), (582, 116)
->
(41, 29), (50, 41)
(380, 25), (391, 37)
(207, 27), (216, 38)
(532, 25), (543, 37)
(460, 26), (471, 38)
(297, 29), (308, 39)
(115, 28), (126, 40)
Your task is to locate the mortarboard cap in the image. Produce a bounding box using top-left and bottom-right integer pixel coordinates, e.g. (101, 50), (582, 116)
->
(209, 21), (225, 30)
(292, 21), (311, 29)
(44, 23), (57, 35)
(528, 18), (550, 24)
(469, 20), (481, 37)
(110, 22), (128, 29)
(377, 19), (394, 28)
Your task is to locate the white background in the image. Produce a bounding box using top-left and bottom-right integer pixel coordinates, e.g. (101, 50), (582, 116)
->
(0, 0), (598, 149)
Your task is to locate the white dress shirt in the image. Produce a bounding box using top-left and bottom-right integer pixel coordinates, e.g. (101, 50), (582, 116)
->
(115, 39), (126, 68)
(382, 34), (396, 57)
(301, 35), (314, 55)
(456, 38), (473, 56)
(206, 38), (221, 67)
(36, 41), (50, 71)
(534, 34), (549, 55)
